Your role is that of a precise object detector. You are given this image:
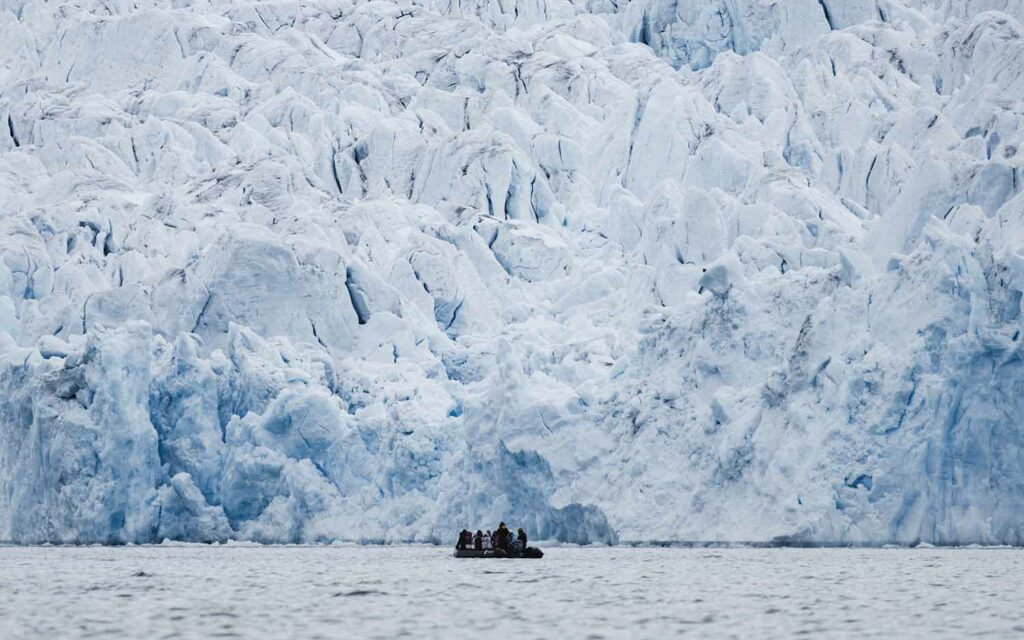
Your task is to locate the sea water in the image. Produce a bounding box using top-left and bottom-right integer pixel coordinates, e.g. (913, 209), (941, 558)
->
(0, 546), (1020, 639)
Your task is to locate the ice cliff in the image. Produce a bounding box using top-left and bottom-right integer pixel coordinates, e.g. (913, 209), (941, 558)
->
(1, 0), (1023, 545)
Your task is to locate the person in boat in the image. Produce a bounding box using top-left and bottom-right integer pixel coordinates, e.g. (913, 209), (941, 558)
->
(517, 527), (527, 551)
(495, 522), (512, 550)
(474, 530), (483, 550)
(483, 530), (492, 550)
(457, 529), (471, 550)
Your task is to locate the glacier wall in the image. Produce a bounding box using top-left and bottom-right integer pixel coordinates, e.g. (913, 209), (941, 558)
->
(0, 0), (1023, 544)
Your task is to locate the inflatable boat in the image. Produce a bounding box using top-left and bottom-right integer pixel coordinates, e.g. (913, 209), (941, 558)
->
(454, 547), (543, 559)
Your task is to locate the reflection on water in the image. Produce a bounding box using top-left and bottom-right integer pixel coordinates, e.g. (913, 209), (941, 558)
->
(0, 546), (1021, 639)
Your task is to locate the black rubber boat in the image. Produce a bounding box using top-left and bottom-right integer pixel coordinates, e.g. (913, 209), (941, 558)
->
(454, 547), (543, 559)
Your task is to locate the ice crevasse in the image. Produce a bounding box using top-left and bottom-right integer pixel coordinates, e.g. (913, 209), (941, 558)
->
(1, 0), (1023, 545)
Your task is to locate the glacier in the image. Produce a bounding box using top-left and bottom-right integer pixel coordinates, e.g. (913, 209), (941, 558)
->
(0, 0), (1023, 545)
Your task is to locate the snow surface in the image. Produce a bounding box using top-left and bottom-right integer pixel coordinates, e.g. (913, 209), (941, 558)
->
(1, 0), (1023, 545)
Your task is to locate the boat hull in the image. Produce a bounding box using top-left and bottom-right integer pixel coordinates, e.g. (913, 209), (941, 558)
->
(453, 547), (543, 559)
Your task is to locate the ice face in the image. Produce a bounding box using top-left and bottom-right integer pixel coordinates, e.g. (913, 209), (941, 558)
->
(0, 0), (1022, 545)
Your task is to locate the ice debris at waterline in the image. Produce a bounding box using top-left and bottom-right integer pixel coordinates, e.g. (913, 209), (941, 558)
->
(1, 0), (1023, 546)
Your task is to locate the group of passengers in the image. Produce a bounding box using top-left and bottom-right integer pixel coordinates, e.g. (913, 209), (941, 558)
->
(456, 522), (527, 552)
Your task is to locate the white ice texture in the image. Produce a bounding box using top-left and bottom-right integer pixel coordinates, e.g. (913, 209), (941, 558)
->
(1, 0), (1023, 545)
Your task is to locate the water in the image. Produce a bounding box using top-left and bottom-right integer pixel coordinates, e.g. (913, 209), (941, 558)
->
(1, 546), (1021, 639)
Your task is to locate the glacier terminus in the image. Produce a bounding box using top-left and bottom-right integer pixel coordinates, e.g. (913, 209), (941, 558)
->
(1, 0), (1023, 546)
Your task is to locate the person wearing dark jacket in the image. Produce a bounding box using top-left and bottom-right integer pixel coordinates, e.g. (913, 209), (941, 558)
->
(474, 530), (483, 550)
(517, 528), (527, 550)
(495, 522), (511, 550)
(457, 529), (471, 550)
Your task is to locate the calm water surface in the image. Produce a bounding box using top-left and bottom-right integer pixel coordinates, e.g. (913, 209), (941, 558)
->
(0, 546), (1021, 639)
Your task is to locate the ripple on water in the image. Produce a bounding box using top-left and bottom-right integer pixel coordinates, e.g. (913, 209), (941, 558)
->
(338, 589), (386, 597)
